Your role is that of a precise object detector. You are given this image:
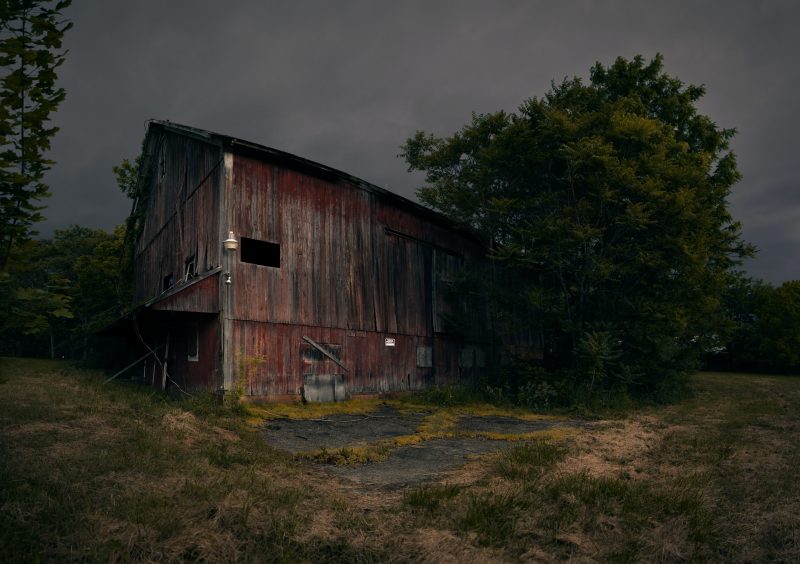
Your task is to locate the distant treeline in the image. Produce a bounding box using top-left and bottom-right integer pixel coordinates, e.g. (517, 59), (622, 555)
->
(0, 225), (131, 361)
(708, 278), (800, 374)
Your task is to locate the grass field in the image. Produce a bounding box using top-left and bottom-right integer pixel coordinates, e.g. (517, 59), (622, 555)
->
(1, 358), (799, 562)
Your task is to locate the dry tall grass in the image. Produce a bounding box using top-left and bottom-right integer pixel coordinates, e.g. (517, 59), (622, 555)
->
(2, 359), (798, 562)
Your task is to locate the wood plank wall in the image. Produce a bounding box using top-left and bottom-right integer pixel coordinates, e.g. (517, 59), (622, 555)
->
(228, 156), (477, 332)
(134, 131), (222, 307)
(227, 154), (487, 396)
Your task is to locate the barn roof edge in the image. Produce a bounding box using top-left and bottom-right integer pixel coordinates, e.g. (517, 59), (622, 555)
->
(145, 119), (485, 246)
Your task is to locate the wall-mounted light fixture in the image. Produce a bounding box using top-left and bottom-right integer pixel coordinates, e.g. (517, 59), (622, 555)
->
(223, 231), (239, 252)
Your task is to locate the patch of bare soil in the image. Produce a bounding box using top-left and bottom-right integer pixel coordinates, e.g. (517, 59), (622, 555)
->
(326, 438), (506, 489)
(457, 415), (584, 434)
(264, 406), (585, 489)
(262, 404), (426, 453)
(557, 415), (662, 479)
(162, 410), (241, 445)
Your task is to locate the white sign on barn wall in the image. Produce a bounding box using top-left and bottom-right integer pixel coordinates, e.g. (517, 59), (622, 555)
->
(385, 337), (396, 347)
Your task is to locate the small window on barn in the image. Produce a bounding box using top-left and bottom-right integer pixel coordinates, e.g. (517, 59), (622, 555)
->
(163, 272), (174, 292)
(240, 237), (280, 268)
(187, 322), (199, 362)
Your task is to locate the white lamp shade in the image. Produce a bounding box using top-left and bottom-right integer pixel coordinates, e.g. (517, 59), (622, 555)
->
(223, 231), (238, 251)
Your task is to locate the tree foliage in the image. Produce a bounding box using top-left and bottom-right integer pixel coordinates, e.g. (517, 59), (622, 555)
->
(112, 153), (141, 301)
(0, 151), (149, 359)
(402, 55), (753, 397)
(0, 225), (126, 358)
(719, 277), (800, 372)
(0, 0), (72, 270)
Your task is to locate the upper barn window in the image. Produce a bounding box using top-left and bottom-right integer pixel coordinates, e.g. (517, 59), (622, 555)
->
(240, 237), (280, 268)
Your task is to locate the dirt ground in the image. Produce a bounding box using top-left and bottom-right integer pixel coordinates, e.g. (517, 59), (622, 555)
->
(261, 405), (582, 489)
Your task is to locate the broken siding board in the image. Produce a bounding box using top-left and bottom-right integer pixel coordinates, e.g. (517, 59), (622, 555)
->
(302, 335), (348, 372)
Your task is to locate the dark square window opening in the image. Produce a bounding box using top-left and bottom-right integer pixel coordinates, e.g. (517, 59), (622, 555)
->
(241, 237), (280, 268)
(163, 272), (174, 291)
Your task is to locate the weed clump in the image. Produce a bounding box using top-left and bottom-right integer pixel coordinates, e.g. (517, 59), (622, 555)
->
(403, 484), (462, 513)
(458, 493), (519, 546)
(494, 440), (566, 480)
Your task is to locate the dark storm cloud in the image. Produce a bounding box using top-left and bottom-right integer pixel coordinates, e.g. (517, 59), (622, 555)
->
(39, 0), (800, 283)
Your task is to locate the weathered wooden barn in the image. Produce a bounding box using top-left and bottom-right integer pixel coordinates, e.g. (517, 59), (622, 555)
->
(126, 120), (489, 401)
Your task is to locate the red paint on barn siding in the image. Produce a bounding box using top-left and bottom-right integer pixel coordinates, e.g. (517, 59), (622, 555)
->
(150, 271), (220, 313)
(230, 320), (455, 397)
(228, 155), (482, 333)
(133, 312), (219, 392)
(168, 315), (219, 390)
(131, 121), (492, 400)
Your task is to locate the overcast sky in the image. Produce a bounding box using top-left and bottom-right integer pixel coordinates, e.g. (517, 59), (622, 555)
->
(39, 0), (799, 283)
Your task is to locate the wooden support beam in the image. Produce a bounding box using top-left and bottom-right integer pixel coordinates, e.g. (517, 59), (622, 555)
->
(161, 335), (170, 390)
(302, 335), (348, 372)
(103, 344), (165, 384)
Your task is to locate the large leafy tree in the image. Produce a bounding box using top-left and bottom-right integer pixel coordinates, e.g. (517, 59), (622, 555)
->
(0, 0), (72, 270)
(402, 55), (753, 396)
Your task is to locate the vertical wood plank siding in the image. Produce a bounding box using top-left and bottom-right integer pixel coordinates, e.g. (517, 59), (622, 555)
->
(150, 274), (219, 313)
(139, 315), (218, 392)
(229, 322), (473, 397)
(132, 123), (488, 399)
(227, 154), (485, 397)
(134, 131), (222, 307)
(167, 315), (219, 390)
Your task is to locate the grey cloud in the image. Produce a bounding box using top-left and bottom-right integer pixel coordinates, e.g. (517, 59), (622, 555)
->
(36, 0), (800, 283)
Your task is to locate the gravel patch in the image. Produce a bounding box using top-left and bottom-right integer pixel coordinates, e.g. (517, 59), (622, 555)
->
(325, 437), (505, 489)
(263, 406), (584, 490)
(262, 404), (426, 453)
